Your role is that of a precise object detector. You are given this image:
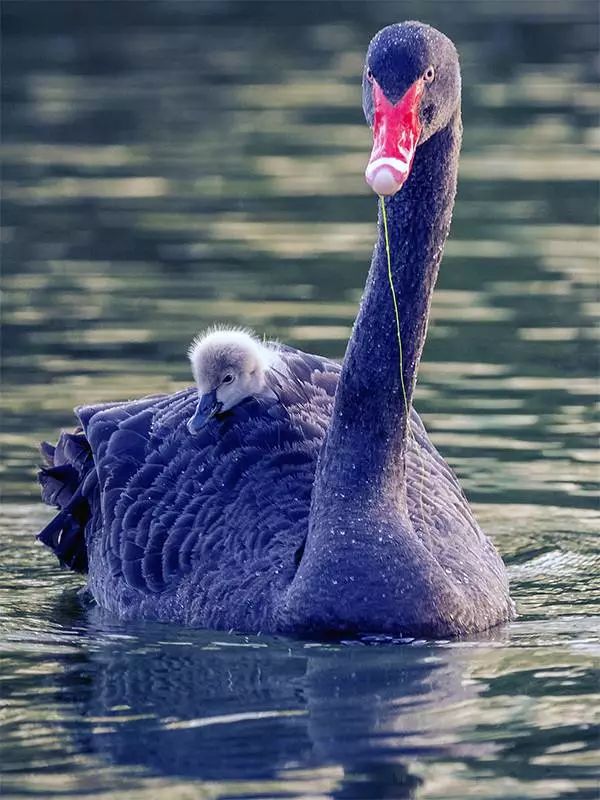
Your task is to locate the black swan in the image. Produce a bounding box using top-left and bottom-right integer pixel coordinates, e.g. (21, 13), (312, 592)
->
(37, 21), (515, 638)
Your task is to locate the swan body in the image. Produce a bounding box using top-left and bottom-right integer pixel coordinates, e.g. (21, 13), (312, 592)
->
(36, 21), (515, 638)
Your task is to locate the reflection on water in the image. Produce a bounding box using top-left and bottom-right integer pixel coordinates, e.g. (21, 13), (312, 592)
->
(2, 523), (599, 800)
(1, 1), (599, 798)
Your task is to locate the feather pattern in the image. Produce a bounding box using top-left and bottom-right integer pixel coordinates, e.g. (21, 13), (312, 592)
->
(38, 348), (338, 630)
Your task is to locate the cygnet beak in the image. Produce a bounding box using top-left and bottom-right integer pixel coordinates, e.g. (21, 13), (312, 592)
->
(187, 390), (223, 434)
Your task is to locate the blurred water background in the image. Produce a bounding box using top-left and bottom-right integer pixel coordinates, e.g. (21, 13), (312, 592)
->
(1, 1), (599, 798)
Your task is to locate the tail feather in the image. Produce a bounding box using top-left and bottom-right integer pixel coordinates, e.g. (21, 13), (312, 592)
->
(37, 497), (89, 572)
(39, 464), (80, 507)
(56, 430), (90, 468)
(37, 430), (95, 574)
(40, 441), (56, 465)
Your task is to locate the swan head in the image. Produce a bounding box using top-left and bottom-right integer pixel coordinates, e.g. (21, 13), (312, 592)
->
(362, 22), (461, 196)
(187, 327), (274, 434)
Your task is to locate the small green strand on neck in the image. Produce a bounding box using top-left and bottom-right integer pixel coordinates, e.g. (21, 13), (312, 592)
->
(380, 195), (410, 421)
(379, 194), (426, 527)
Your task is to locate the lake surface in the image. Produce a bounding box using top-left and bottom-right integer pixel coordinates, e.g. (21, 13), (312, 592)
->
(1, 1), (599, 798)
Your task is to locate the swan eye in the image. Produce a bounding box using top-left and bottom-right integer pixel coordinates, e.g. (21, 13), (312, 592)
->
(423, 66), (435, 84)
(366, 67), (374, 83)
(222, 374), (235, 385)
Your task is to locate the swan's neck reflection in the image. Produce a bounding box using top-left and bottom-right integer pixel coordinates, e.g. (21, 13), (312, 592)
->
(57, 617), (504, 797)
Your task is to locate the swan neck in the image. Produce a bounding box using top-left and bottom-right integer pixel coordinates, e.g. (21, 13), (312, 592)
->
(315, 111), (461, 497)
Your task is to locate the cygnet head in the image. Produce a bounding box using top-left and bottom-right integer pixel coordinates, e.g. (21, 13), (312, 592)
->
(187, 327), (273, 434)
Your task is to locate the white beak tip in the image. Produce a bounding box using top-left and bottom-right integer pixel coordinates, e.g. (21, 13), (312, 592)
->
(367, 167), (401, 197)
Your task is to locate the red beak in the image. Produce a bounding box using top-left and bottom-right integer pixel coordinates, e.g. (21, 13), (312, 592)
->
(365, 79), (424, 196)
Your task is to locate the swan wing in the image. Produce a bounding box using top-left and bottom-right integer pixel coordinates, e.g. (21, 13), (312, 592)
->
(37, 346), (340, 629)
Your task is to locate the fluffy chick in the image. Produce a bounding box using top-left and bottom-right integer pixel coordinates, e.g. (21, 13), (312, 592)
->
(187, 327), (276, 433)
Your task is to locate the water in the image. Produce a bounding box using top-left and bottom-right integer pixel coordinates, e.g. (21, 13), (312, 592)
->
(1, 1), (599, 797)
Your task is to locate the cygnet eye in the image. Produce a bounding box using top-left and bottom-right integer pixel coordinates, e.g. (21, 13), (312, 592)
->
(222, 374), (235, 385)
(423, 65), (435, 84)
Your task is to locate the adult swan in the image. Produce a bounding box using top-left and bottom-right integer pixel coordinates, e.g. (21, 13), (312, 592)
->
(37, 22), (515, 638)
